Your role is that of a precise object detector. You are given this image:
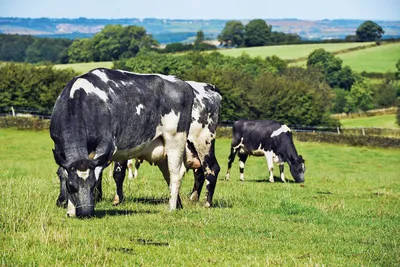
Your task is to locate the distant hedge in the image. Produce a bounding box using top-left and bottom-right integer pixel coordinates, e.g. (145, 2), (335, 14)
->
(0, 117), (50, 131)
(2, 117), (399, 149)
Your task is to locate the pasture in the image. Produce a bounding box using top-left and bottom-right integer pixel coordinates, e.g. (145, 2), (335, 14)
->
(340, 114), (399, 128)
(53, 41), (398, 74)
(1, 128), (399, 265)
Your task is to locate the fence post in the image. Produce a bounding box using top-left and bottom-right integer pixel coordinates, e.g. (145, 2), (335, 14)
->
(337, 127), (341, 134)
(362, 128), (365, 136)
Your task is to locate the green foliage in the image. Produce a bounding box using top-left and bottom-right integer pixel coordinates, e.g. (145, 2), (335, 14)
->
(396, 59), (400, 80)
(356, 20), (385, 42)
(372, 79), (399, 108)
(265, 55), (287, 74)
(345, 80), (374, 112)
(397, 105), (400, 126)
(244, 19), (272, 47)
(68, 25), (158, 62)
(307, 48), (356, 90)
(0, 34), (71, 63)
(218, 20), (245, 47)
(0, 63), (78, 114)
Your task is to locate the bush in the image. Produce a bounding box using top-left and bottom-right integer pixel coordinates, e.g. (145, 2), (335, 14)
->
(0, 116), (50, 130)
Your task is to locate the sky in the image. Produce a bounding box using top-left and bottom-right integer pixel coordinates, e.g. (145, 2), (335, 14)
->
(0, 0), (399, 21)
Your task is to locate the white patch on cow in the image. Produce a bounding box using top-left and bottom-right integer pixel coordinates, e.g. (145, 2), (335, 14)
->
(66, 199), (76, 218)
(92, 69), (116, 93)
(70, 78), (108, 102)
(271, 125), (291, 138)
(233, 137), (244, 150)
(136, 104), (144, 115)
(94, 166), (102, 181)
(77, 169), (90, 180)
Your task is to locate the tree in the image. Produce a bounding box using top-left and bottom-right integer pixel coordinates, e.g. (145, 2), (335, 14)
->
(307, 48), (356, 90)
(396, 59), (400, 80)
(218, 20), (245, 47)
(244, 19), (271, 47)
(356, 20), (385, 42)
(194, 30), (205, 46)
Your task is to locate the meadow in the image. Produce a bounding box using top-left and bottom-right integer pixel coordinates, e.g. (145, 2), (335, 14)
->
(1, 128), (399, 266)
(54, 41), (399, 74)
(340, 114), (399, 128)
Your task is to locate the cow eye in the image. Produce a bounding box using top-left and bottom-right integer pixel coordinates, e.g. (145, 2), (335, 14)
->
(67, 179), (78, 193)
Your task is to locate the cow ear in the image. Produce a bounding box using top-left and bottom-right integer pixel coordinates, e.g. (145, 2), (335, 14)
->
(299, 155), (305, 163)
(53, 149), (67, 168)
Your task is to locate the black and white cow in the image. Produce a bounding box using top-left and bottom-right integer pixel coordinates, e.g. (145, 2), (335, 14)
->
(112, 81), (222, 207)
(50, 68), (194, 217)
(225, 120), (305, 183)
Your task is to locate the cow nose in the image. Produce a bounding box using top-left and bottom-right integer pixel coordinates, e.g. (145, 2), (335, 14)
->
(76, 206), (95, 218)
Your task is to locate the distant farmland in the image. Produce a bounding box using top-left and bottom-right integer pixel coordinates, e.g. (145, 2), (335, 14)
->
(54, 42), (399, 74)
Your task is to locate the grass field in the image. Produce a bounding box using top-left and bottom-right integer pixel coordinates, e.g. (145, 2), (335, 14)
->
(53, 41), (397, 74)
(54, 61), (113, 74)
(1, 129), (399, 265)
(218, 42), (376, 60)
(340, 114), (399, 128)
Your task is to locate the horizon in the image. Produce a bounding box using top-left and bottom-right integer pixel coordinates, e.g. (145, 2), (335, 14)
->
(1, 0), (399, 21)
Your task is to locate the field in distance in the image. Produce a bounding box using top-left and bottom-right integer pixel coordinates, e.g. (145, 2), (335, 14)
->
(340, 114), (399, 128)
(55, 42), (398, 74)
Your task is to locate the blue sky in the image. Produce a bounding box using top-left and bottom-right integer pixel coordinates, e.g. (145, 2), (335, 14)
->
(0, 0), (399, 20)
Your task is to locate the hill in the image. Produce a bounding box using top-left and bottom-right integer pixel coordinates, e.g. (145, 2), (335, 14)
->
(1, 17), (400, 44)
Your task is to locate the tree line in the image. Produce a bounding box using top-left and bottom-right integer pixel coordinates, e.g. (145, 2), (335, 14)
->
(0, 20), (388, 64)
(2, 50), (399, 126)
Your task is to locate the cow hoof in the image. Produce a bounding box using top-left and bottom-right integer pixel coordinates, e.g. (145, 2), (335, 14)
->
(269, 179), (274, 183)
(113, 195), (122, 206)
(205, 201), (211, 208)
(189, 191), (199, 202)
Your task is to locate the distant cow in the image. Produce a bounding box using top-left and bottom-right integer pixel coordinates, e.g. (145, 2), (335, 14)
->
(112, 81), (222, 207)
(51, 68), (194, 217)
(225, 120), (305, 183)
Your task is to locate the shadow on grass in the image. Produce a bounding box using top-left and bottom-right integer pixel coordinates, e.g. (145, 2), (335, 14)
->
(94, 208), (159, 218)
(212, 199), (234, 208)
(249, 176), (297, 183)
(122, 196), (169, 205)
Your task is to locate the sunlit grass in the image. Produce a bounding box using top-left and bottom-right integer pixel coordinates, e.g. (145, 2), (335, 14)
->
(1, 129), (399, 265)
(340, 114), (399, 128)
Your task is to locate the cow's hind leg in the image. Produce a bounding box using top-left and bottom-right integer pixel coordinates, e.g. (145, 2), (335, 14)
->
(204, 151), (220, 207)
(157, 158), (183, 210)
(238, 153), (248, 181)
(113, 161), (127, 206)
(190, 168), (204, 202)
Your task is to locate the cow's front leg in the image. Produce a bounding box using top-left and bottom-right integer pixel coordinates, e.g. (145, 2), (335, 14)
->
(113, 161), (127, 206)
(265, 151), (275, 183)
(56, 167), (69, 208)
(225, 146), (237, 181)
(238, 153), (248, 181)
(279, 163), (285, 182)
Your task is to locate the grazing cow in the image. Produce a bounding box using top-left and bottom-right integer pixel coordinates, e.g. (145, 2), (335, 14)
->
(225, 120), (305, 183)
(50, 68), (194, 217)
(112, 81), (222, 207)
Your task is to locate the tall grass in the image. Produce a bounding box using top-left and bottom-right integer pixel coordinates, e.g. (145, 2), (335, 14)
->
(1, 129), (399, 265)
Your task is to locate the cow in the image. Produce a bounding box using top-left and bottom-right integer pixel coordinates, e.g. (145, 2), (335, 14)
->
(111, 81), (222, 208)
(50, 68), (194, 218)
(225, 120), (305, 183)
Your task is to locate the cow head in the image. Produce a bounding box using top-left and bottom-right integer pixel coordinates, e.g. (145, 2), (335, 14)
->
(53, 149), (111, 218)
(289, 155), (306, 183)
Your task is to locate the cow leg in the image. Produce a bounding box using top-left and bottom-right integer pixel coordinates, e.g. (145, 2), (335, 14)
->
(238, 153), (248, 181)
(279, 163), (286, 182)
(56, 167), (69, 208)
(94, 170), (103, 202)
(225, 146), (237, 180)
(204, 151), (220, 207)
(157, 158), (183, 210)
(113, 161), (127, 206)
(190, 168), (204, 202)
(265, 151), (275, 182)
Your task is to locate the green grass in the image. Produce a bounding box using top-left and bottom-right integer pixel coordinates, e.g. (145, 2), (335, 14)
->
(218, 42), (375, 60)
(340, 114), (399, 128)
(54, 61), (113, 74)
(1, 128), (399, 265)
(337, 43), (400, 73)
